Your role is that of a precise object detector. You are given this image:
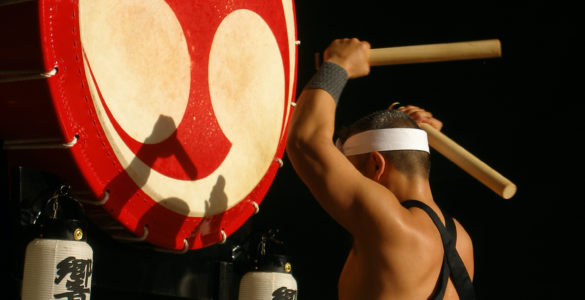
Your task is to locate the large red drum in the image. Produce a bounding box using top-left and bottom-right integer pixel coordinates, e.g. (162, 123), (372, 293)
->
(0, 0), (298, 251)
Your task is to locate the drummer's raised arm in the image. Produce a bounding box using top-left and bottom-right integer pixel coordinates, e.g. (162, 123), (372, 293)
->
(285, 38), (372, 230)
(287, 38), (370, 150)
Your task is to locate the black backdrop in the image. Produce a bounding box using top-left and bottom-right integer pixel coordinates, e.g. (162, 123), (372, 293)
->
(3, 1), (583, 299)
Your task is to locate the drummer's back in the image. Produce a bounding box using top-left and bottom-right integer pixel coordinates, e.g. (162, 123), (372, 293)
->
(337, 205), (474, 300)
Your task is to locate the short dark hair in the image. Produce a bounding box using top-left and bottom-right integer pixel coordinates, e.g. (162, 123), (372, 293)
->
(337, 109), (431, 178)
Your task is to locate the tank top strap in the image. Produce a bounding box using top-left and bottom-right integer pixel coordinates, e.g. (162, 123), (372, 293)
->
(401, 200), (476, 300)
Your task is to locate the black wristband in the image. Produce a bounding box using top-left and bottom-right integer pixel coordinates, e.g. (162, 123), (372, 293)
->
(305, 61), (348, 104)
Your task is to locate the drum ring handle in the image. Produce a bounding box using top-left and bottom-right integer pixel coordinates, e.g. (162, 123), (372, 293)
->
(96, 190), (110, 205)
(219, 229), (227, 244)
(74, 189), (109, 206)
(112, 225), (148, 242)
(3, 134), (78, 150)
(275, 157), (284, 168)
(251, 201), (260, 214)
(154, 238), (189, 254)
(180, 238), (190, 253)
(0, 66), (57, 83)
(43, 67), (58, 78)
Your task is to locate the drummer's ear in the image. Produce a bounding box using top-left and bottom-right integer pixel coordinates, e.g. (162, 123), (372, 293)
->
(367, 151), (385, 182)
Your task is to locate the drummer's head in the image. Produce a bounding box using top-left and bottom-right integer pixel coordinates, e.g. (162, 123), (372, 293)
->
(337, 109), (430, 181)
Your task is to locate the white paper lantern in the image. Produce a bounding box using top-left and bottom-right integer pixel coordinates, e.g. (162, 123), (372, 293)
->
(21, 238), (93, 300)
(239, 255), (297, 300)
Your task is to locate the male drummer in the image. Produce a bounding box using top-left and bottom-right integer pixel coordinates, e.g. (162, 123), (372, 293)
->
(286, 38), (475, 300)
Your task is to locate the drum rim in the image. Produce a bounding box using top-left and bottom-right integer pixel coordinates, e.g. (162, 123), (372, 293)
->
(38, 0), (298, 250)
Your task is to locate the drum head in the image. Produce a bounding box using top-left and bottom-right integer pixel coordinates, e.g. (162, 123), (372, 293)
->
(40, 0), (297, 250)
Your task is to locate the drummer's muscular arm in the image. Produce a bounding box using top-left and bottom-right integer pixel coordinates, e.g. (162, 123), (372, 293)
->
(287, 39), (400, 234)
(286, 88), (361, 229)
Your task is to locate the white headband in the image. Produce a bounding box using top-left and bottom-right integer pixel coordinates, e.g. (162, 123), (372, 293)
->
(338, 128), (430, 156)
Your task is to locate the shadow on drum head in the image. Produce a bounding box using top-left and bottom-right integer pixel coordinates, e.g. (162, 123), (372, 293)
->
(132, 114), (198, 183)
(197, 175), (228, 247)
(87, 115), (201, 249)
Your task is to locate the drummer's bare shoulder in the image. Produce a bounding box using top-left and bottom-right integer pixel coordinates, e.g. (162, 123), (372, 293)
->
(286, 139), (407, 236)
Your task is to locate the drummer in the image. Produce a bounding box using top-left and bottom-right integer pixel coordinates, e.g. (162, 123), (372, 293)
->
(286, 38), (476, 300)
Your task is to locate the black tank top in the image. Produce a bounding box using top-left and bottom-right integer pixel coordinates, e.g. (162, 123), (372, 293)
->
(401, 200), (476, 300)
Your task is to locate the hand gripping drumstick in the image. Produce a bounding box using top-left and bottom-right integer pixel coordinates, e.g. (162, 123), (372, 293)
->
(317, 38), (514, 198)
(368, 39), (502, 66)
(370, 39), (514, 199)
(389, 103), (515, 199)
(315, 39), (502, 69)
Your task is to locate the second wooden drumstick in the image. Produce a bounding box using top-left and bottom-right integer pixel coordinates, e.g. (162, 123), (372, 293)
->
(369, 39), (502, 66)
(419, 122), (516, 199)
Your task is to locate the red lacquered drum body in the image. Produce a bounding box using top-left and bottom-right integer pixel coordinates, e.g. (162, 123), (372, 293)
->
(0, 0), (298, 251)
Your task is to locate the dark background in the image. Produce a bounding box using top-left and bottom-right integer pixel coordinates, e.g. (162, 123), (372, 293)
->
(2, 1), (584, 299)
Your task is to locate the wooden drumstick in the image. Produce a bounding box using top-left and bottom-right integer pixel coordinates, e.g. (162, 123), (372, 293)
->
(369, 39), (502, 66)
(419, 122), (516, 199)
